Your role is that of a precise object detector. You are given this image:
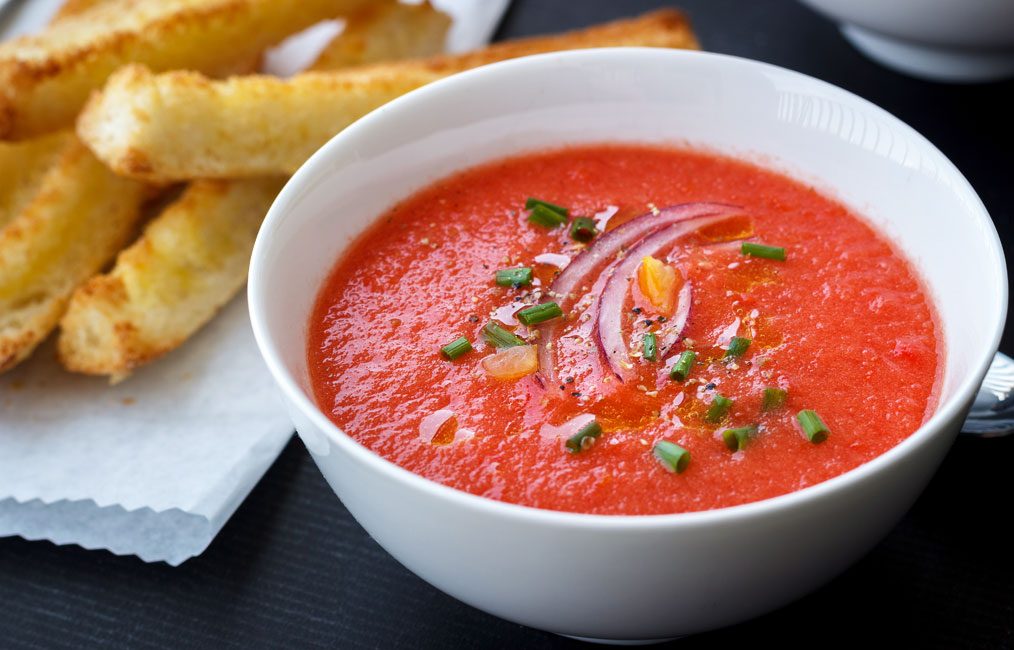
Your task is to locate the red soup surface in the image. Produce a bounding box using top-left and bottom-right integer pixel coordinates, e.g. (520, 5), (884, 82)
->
(308, 144), (942, 515)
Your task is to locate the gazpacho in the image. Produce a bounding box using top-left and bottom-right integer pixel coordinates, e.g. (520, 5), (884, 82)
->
(308, 144), (941, 515)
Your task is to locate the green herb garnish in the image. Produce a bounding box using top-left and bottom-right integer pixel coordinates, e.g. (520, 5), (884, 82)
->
(495, 267), (533, 287)
(761, 387), (787, 411)
(565, 420), (603, 453)
(569, 217), (598, 242)
(517, 302), (563, 326)
(797, 409), (830, 443)
(669, 350), (696, 381)
(440, 336), (472, 360)
(653, 440), (691, 473)
(706, 394), (733, 423)
(481, 321), (525, 348)
(525, 197), (569, 217)
(643, 333), (658, 362)
(724, 336), (751, 359)
(741, 242), (786, 261)
(722, 425), (758, 451)
(528, 204), (567, 228)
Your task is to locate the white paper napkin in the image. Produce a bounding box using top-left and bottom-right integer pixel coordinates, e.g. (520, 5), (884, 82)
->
(0, 0), (509, 566)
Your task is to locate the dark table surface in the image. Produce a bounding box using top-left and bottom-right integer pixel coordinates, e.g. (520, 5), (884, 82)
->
(2, 1), (1012, 648)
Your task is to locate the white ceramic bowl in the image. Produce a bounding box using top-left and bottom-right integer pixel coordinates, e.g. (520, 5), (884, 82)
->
(249, 48), (1005, 643)
(799, 0), (1014, 82)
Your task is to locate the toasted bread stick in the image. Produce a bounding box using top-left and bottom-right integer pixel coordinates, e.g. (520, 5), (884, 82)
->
(0, 136), (148, 373)
(57, 178), (285, 380)
(0, 0), (371, 139)
(51, 0), (265, 75)
(0, 130), (71, 231)
(51, 0), (110, 22)
(58, 0), (453, 380)
(310, 0), (450, 71)
(78, 9), (699, 181)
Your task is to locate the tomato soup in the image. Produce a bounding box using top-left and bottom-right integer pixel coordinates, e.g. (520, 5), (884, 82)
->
(308, 145), (941, 515)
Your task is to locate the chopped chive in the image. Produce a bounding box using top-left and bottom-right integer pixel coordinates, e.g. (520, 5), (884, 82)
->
(528, 204), (567, 228)
(481, 321), (525, 348)
(565, 420), (603, 453)
(569, 217), (598, 242)
(517, 301), (563, 326)
(741, 242), (786, 261)
(797, 409), (830, 443)
(724, 336), (751, 359)
(706, 394), (733, 423)
(669, 350), (696, 381)
(525, 197), (569, 217)
(642, 333), (658, 362)
(653, 440), (690, 473)
(722, 425), (758, 452)
(440, 336), (472, 360)
(762, 387), (787, 411)
(495, 267), (533, 287)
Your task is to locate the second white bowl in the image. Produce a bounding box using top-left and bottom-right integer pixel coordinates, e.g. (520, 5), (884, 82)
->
(799, 0), (1014, 82)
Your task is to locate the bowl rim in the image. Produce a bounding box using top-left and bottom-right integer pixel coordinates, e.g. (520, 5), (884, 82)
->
(249, 46), (1007, 529)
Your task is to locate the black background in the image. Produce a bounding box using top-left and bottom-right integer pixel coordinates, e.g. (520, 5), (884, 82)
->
(2, 1), (1012, 647)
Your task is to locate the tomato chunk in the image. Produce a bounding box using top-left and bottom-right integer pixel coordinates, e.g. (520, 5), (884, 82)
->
(482, 344), (538, 380)
(637, 256), (682, 315)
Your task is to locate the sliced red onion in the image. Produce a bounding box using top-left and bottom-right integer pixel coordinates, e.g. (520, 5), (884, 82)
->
(593, 205), (619, 231)
(491, 301), (526, 326)
(534, 253), (570, 269)
(597, 213), (740, 382)
(419, 409), (473, 445)
(699, 240), (744, 256)
(538, 413), (597, 444)
(656, 281), (692, 358)
(715, 317), (741, 348)
(658, 391), (686, 423)
(419, 409), (455, 443)
(538, 202), (739, 388)
(548, 203), (737, 307)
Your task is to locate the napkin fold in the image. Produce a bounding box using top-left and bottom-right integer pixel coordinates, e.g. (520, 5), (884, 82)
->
(0, 299), (292, 565)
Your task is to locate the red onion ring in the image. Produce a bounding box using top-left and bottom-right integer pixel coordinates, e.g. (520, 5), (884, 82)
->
(596, 214), (736, 381)
(534, 253), (571, 269)
(537, 202), (740, 389)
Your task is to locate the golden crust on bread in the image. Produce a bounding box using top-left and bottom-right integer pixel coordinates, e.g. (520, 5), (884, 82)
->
(413, 7), (698, 75)
(0, 136), (148, 373)
(57, 177), (285, 380)
(78, 63), (442, 180)
(51, 0), (111, 22)
(0, 130), (71, 231)
(310, 0), (451, 71)
(55, 0), (453, 379)
(0, 0), (370, 139)
(77, 9), (700, 181)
